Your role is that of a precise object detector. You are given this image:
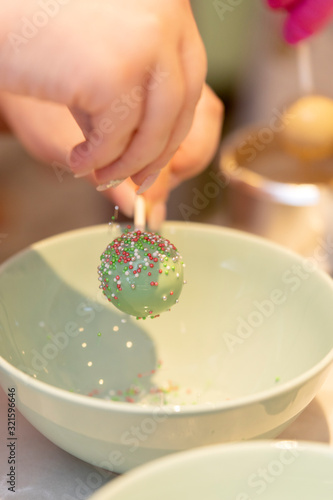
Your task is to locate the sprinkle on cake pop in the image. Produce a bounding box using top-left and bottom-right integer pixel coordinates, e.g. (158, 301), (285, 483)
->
(98, 228), (185, 319)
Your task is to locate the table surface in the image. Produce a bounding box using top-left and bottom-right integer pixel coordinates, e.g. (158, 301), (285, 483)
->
(1, 367), (333, 500)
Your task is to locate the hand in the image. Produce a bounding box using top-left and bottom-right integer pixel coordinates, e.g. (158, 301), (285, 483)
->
(267, 0), (333, 43)
(106, 84), (224, 229)
(0, 83), (223, 229)
(0, 0), (207, 188)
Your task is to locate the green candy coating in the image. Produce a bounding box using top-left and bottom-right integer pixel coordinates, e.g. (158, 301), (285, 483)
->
(98, 230), (184, 318)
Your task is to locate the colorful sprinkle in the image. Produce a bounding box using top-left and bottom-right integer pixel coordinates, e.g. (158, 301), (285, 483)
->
(98, 228), (184, 318)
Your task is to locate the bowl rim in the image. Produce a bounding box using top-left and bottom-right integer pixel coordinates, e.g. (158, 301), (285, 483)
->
(218, 123), (323, 206)
(89, 439), (333, 499)
(1, 221), (333, 416)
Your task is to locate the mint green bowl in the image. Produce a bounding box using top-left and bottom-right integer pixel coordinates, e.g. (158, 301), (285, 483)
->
(1, 222), (333, 473)
(90, 441), (333, 500)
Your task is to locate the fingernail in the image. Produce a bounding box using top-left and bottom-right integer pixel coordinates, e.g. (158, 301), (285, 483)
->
(136, 172), (160, 195)
(96, 180), (124, 192)
(74, 171), (90, 179)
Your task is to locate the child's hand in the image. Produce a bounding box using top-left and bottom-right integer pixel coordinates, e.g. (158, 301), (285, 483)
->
(108, 84), (224, 229)
(0, 0), (207, 189)
(0, 83), (223, 229)
(267, 0), (333, 43)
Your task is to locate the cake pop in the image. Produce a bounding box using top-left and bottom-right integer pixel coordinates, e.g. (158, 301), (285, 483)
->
(279, 43), (333, 162)
(98, 228), (185, 319)
(280, 95), (333, 161)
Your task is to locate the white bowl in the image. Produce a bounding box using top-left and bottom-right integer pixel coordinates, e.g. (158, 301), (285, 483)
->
(1, 222), (333, 473)
(89, 440), (333, 500)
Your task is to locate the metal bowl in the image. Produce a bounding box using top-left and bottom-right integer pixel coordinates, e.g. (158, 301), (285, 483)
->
(219, 124), (333, 269)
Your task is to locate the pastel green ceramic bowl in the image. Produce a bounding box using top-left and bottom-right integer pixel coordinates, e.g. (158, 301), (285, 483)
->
(1, 222), (333, 473)
(89, 441), (333, 500)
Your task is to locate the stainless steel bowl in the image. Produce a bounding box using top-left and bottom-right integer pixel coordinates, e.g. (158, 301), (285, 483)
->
(219, 124), (333, 269)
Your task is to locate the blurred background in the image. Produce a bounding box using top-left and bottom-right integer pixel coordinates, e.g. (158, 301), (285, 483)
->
(1, 0), (333, 264)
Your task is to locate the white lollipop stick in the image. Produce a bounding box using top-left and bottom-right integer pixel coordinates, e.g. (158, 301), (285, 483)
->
(297, 41), (314, 95)
(134, 195), (146, 231)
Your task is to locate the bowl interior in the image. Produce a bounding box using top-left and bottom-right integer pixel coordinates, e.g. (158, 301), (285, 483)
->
(90, 441), (333, 500)
(1, 222), (333, 407)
